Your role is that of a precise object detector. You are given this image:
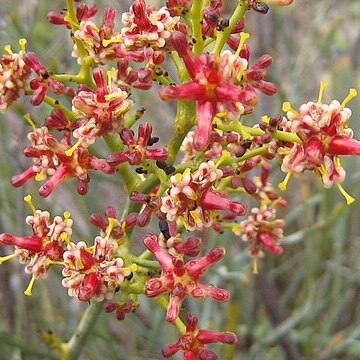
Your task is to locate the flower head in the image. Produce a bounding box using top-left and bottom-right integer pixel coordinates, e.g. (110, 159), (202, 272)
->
(144, 233), (229, 322)
(0, 39), (31, 110)
(0, 196), (72, 294)
(162, 313), (237, 359)
(278, 83), (359, 202)
(62, 237), (133, 301)
(160, 160), (247, 231)
(159, 31), (260, 150)
(121, 0), (180, 50)
(11, 126), (115, 197)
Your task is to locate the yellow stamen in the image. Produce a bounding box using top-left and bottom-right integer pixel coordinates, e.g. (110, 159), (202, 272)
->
(60, 232), (71, 244)
(106, 217), (118, 239)
(65, 139), (82, 157)
(63, 211), (71, 220)
(24, 195), (36, 214)
(341, 88), (357, 109)
(24, 275), (36, 296)
(45, 259), (65, 267)
(19, 38), (27, 53)
(336, 182), (355, 205)
(278, 172), (291, 191)
(282, 101), (299, 115)
(102, 38), (122, 47)
(35, 170), (46, 182)
(235, 32), (250, 57)
(107, 68), (117, 88)
(215, 150), (230, 168)
(252, 257), (259, 275)
(317, 81), (328, 103)
(123, 263), (138, 273)
(261, 115), (270, 124)
(24, 113), (36, 131)
(75, 258), (84, 270)
(4, 44), (13, 55)
(0, 253), (17, 264)
(190, 210), (201, 223)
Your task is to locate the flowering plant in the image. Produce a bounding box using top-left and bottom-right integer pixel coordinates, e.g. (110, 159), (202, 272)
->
(0, 0), (359, 359)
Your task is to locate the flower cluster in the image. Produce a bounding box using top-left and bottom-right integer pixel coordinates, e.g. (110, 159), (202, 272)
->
(1, 0), (360, 359)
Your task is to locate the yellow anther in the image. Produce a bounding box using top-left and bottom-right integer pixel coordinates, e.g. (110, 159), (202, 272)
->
(261, 115), (270, 124)
(336, 182), (355, 205)
(282, 101), (299, 115)
(252, 257), (259, 275)
(235, 32), (250, 57)
(341, 88), (357, 109)
(63, 211), (71, 220)
(317, 80), (328, 103)
(19, 38), (27, 53)
(24, 113), (36, 131)
(60, 232), (71, 244)
(75, 258), (85, 270)
(24, 275), (36, 296)
(278, 172), (291, 191)
(24, 195), (36, 214)
(106, 217), (118, 239)
(102, 38), (122, 47)
(65, 139), (82, 157)
(107, 68), (117, 87)
(0, 253), (17, 264)
(215, 150), (230, 168)
(190, 210), (201, 223)
(35, 171), (46, 182)
(4, 44), (13, 55)
(123, 263), (138, 273)
(45, 259), (64, 267)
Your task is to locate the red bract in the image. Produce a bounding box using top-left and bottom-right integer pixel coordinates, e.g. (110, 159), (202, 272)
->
(144, 233), (229, 323)
(107, 122), (168, 165)
(159, 31), (258, 150)
(162, 313), (237, 359)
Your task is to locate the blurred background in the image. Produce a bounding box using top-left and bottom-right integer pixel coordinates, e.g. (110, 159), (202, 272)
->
(0, 1), (360, 359)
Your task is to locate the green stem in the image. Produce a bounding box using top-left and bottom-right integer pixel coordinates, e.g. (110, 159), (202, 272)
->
(42, 95), (79, 121)
(190, 0), (204, 55)
(167, 100), (196, 164)
(211, 1), (248, 54)
(65, 0), (87, 59)
(104, 135), (142, 193)
(155, 296), (186, 334)
(132, 257), (160, 269)
(215, 120), (302, 144)
(62, 302), (103, 360)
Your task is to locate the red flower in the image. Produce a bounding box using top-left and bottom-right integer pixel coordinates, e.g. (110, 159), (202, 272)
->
(159, 31), (258, 150)
(11, 127), (115, 197)
(162, 313), (237, 359)
(144, 233), (229, 323)
(107, 122), (168, 166)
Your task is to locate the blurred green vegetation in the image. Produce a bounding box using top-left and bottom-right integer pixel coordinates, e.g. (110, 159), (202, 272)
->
(0, 1), (360, 359)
